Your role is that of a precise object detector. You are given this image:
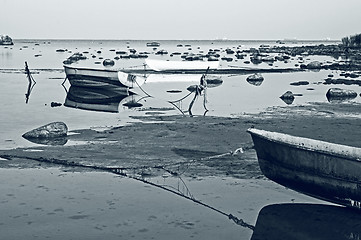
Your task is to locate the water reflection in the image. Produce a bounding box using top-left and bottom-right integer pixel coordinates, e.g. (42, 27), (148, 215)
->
(251, 203), (361, 240)
(22, 136), (68, 146)
(24, 61), (36, 104)
(140, 73), (223, 116)
(25, 79), (36, 104)
(64, 86), (142, 113)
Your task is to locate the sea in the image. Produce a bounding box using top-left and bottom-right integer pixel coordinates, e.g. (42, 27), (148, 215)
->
(2, 39), (361, 239)
(2, 39), (357, 150)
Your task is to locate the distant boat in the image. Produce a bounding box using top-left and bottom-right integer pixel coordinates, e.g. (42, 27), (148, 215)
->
(146, 41), (160, 47)
(248, 128), (361, 209)
(64, 65), (146, 89)
(0, 35), (14, 45)
(145, 59), (219, 72)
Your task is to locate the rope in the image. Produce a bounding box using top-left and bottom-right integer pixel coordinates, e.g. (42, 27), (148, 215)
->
(0, 146), (255, 230)
(133, 76), (152, 97)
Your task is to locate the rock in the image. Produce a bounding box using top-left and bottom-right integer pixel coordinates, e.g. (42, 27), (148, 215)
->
(326, 88), (358, 102)
(246, 74), (264, 86)
(22, 122), (68, 139)
(280, 91), (295, 105)
(290, 81), (309, 86)
(155, 49), (168, 55)
(246, 73), (264, 86)
(103, 59), (115, 66)
(280, 91), (295, 99)
(63, 52), (87, 64)
(50, 102), (62, 107)
(306, 61), (322, 69)
(116, 51), (127, 55)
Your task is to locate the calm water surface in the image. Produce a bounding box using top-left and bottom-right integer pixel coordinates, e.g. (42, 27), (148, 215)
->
(1, 39), (361, 239)
(1, 39), (359, 149)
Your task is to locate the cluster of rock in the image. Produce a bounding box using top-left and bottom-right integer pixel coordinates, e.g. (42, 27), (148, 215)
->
(265, 44), (346, 58)
(62, 52), (87, 64)
(0, 35), (14, 45)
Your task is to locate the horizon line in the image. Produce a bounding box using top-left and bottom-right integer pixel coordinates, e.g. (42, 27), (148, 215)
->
(12, 38), (341, 42)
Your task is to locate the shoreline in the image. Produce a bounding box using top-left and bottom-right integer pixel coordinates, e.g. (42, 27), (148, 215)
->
(2, 101), (361, 172)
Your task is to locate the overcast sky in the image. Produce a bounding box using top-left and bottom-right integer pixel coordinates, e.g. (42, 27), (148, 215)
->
(1, 0), (360, 40)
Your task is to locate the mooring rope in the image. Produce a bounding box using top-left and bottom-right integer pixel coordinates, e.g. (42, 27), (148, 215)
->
(133, 77), (152, 97)
(0, 146), (255, 230)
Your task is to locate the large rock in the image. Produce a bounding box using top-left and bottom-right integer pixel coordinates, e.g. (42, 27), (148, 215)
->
(22, 122), (68, 139)
(246, 73), (264, 86)
(103, 59), (115, 66)
(280, 91), (295, 105)
(306, 61), (322, 69)
(326, 88), (358, 102)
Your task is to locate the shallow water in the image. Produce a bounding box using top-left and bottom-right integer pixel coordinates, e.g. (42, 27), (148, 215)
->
(1, 39), (361, 239)
(0, 168), (331, 240)
(1, 39), (360, 149)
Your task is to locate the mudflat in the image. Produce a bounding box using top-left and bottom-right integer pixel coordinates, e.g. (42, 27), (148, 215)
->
(1, 102), (360, 240)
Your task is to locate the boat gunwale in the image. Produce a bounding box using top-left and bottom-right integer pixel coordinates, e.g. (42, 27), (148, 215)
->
(247, 128), (361, 163)
(64, 65), (119, 73)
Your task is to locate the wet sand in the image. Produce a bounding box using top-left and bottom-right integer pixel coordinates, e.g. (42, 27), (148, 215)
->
(1, 102), (361, 239)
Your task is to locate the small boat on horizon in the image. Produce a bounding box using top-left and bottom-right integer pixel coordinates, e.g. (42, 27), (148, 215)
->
(63, 65), (146, 89)
(146, 41), (160, 47)
(248, 128), (361, 209)
(145, 59), (219, 72)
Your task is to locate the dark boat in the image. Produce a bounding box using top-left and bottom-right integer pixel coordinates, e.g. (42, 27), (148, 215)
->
(64, 86), (142, 113)
(248, 128), (361, 209)
(251, 203), (361, 240)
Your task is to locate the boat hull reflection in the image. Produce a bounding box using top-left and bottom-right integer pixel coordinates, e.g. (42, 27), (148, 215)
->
(64, 86), (142, 113)
(251, 203), (361, 240)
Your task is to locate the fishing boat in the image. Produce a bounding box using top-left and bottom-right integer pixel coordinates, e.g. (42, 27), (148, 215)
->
(63, 65), (146, 88)
(247, 128), (361, 209)
(145, 59), (219, 72)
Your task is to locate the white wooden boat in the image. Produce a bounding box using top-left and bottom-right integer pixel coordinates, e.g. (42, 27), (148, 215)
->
(145, 59), (219, 72)
(64, 65), (146, 88)
(247, 128), (361, 209)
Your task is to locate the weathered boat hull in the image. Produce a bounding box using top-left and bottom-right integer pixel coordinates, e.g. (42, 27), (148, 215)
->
(247, 128), (361, 209)
(64, 65), (145, 88)
(145, 59), (219, 72)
